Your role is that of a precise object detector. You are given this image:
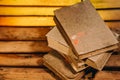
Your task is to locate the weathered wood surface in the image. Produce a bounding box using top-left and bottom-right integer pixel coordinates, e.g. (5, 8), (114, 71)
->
(0, 0), (120, 8)
(105, 55), (120, 67)
(0, 54), (118, 67)
(93, 71), (120, 80)
(0, 0), (80, 6)
(0, 7), (120, 21)
(0, 28), (51, 40)
(106, 22), (120, 29)
(0, 17), (119, 27)
(0, 54), (44, 66)
(0, 7), (59, 16)
(0, 68), (57, 80)
(0, 17), (55, 26)
(98, 10), (120, 20)
(0, 41), (51, 53)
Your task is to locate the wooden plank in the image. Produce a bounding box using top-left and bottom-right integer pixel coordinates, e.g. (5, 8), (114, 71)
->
(0, 41), (51, 53)
(107, 22), (120, 36)
(0, 27), (51, 40)
(98, 10), (120, 20)
(0, 68), (57, 80)
(0, 17), (120, 27)
(0, 17), (55, 26)
(0, 54), (43, 66)
(0, 7), (120, 21)
(0, 0), (80, 6)
(0, 53), (118, 67)
(91, 0), (120, 8)
(106, 22), (120, 29)
(93, 71), (120, 80)
(105, 55), (120, 67)
(0, 7), (59, 16)
(0, 0), (120, 8)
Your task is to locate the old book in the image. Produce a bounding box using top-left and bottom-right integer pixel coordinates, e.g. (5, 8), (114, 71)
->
(85, 31), (119, 70)
(85, 52), (112, 70)
(54, 0), (118, 59)
(43, 50), (85, 80)
(46, 27), (118, 70)
(46, 27), (85, 71)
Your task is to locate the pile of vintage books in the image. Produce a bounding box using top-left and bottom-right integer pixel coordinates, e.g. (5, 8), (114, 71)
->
(43, 0), (118, 80)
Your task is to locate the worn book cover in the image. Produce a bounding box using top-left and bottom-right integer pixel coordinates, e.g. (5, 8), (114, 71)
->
(43, 50), (85, 80)
(54, 0), (118, 58)
(46, 27), (117, 70)
(46, 27), (87, 72)
(85, 52), (112, 70)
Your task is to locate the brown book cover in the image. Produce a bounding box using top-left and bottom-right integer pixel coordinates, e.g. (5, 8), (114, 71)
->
(43, 50), (85, 80)
(85, 52), (112, 70)
(46, 27), (117, 70)
(46, 27), (80, 67)
(54, 0), (118, 58)
(46, 27), (87, 72)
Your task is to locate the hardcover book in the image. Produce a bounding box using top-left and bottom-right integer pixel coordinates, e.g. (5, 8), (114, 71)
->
(54, 0), (118, 59)
(85, 52), (112, 70)
(46, 27), (118, 70)
(43, 51), (85, 80)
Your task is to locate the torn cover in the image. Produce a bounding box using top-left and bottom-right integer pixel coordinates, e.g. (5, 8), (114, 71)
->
(54, 0), (118, 57)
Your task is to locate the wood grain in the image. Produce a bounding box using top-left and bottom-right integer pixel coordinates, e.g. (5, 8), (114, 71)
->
(0, 0), (80, 6)
(93, 71), (120, 80)
(105, 55), (120, 67)
(0, 0), (120, 8)
(0, 7), (120, 21)
(91, 0), (120, 8)
(0, 17), (55, 26)
(0, 7), (59, 16)
(0, 17), (120, 27)
(0, 41), (51, 53)
(98, 10), (120, 20)
(106, 22), (120, 28)
(0, 54), (118, 67)
(0, 68), (57, 80)
(0, 27), (51, 40)
(0, 54), (44, 66)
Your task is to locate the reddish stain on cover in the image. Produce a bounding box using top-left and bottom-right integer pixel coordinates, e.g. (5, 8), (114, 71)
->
(74, 39), (79, 45)
(71, 32), (85, 45)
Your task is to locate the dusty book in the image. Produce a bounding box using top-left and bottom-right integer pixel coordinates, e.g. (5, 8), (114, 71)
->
(46, 27), (87, 72)
(43, 50), (86, 80)
(46, 27), (84, 71)
(46, 27), (118, 70)
(85, 52), (112, 70)
(55, 50), (87, 72)
(54, 0), (118, 59)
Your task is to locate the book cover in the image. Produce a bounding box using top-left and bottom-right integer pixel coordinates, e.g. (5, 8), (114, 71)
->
(85, 52), (112, 70)
(46, 27), (117, 70)
(54, 0), (118, 57)
(43, 50), (85, 80)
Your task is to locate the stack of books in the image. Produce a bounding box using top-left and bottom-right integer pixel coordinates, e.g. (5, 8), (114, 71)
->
(43, 0), (118, 79)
